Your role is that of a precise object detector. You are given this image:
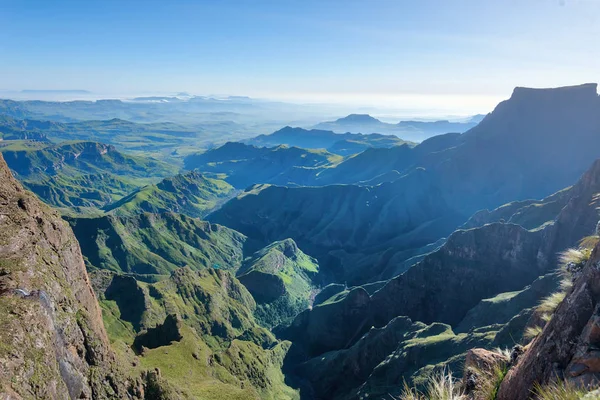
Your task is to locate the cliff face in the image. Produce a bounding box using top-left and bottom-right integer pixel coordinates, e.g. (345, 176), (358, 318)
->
(0, 154), (128, 398)
(498, 231), (600, 397)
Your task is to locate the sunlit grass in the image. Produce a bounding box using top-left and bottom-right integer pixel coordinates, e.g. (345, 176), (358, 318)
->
(399, 370), (466, 400)
(533, 380), (588, 400)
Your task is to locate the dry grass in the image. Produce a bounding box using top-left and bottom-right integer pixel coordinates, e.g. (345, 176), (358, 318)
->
(399, 370), (466, 400)
(524, 325), (544, 340)
(533, 380), (588, 400)
(473, 364), (509, 400)
(579, 235), (600, 250)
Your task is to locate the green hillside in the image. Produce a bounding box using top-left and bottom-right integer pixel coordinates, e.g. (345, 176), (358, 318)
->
(105, 171), (236, 218)
(95, 267), (298, 399)
(237, 239), (319, 328)
(68, 212), (247, 277)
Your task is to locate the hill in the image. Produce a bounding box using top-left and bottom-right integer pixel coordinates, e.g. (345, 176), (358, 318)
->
(93, 266), (298, 398)
(0, 140), (176, 181)
(105, 171), (235, 218)
(209, 168), (465, 284)
(0, 140), (177, 212)
(237, 239), (319, 328)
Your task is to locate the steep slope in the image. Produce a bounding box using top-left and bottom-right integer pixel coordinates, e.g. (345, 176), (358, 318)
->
(209, 168), (466, 284)
(245, 126), (410, 156)
(237, 239), (319, 328)
(496, 241), (600, 399)
(0, 154), (130, 398)
(105, 171), (235, 218)
(23, 173), (138, 211)
(183, 142), (342, 188)
(68, 212), (247, 277)
(279, 158), (600, 399)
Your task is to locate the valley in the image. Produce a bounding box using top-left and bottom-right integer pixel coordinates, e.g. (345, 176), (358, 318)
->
(2, 83), (600, 400)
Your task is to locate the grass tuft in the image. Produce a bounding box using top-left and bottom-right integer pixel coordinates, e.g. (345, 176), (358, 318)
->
(533, 380), (588, 400)
(399, 370), (466, 400)
(524, 325), (544, 340)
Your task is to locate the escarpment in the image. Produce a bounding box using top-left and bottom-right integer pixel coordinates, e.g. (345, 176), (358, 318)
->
(497, 241), (600, 399)
(0, 153), (130, 398)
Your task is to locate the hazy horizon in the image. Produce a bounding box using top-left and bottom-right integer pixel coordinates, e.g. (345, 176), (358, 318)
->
(2, 0), (599, 116)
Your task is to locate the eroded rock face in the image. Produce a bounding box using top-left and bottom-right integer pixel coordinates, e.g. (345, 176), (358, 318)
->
(497, 245), (600, 399)
(0, 154), (128, 398)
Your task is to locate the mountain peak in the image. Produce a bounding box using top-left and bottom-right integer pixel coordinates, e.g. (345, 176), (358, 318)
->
(510, 83), (598, 101)
(336, 114), (381, 124)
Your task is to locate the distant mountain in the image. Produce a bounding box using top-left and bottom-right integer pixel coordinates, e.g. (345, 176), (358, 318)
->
(184, 142), (342, 188)
(105, 170), (235, 218)
(244, 126), (412, 156)
(314, 113), (481, 142)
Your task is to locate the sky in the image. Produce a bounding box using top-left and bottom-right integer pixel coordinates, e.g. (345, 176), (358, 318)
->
(0, 0), (599, 113)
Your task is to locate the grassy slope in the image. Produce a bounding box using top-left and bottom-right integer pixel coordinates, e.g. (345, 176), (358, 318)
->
(105, 171), (235, 218)
(95, 267), (299, 399)
(0, 140), (178, 213)
(237, 239), (319, 328)
(68, 212), (247, 277)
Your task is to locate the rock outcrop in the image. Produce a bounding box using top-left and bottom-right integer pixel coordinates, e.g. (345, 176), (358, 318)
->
(0, 154), (129, 398)
(497, 242), (600, 399)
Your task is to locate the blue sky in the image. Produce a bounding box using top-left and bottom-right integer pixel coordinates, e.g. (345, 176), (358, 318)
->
(0, 0), (599, 112)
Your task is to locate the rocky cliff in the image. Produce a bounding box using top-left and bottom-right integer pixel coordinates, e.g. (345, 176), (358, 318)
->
(0, 153), (130, 398)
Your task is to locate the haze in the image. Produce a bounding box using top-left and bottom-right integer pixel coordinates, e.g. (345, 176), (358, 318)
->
(1, 0), (599, 115)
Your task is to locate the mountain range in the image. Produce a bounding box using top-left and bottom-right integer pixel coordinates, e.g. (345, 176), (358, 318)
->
(312, 113), (485, 142)
(3, 84), (600, 399)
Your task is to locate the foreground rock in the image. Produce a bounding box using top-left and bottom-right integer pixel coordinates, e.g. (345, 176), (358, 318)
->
(0, 154), (130, 398)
